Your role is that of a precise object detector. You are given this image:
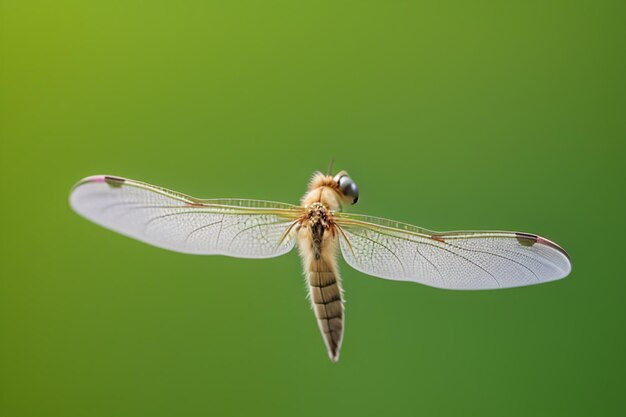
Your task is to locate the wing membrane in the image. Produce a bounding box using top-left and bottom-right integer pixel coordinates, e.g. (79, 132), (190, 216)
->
(69, 175), (302, 258)
(335, 213), (571, 290)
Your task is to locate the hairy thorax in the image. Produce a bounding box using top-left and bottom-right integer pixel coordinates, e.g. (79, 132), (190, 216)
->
(305, 202), (335, 259)
(295, 172), (345, 268)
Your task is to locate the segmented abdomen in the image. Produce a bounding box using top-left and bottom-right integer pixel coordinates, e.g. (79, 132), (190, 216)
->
(307, 257), (344, 362)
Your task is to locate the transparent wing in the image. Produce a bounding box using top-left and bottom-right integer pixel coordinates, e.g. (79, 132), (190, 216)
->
(335, 213), (572, 290)
(69, 175), (303, 258)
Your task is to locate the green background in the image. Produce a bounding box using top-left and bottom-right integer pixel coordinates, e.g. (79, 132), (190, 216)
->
(1, 1), (624, 416)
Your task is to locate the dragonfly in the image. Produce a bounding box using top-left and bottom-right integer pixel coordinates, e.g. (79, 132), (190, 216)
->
(69, 169), (571, 362)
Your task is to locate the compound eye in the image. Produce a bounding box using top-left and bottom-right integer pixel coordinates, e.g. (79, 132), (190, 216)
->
(338, 176), (359, 205)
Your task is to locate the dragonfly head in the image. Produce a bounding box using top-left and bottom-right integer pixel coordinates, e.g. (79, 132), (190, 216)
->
(333, 171), (359, 205)
(302, 170), (359, 209)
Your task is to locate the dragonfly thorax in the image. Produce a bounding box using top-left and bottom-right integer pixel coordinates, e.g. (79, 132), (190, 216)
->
(307, 202), (331, 227)
(305, 202), (335, 259)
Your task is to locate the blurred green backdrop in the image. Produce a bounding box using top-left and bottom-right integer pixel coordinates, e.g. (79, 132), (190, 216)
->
(1, 1), (624, 416)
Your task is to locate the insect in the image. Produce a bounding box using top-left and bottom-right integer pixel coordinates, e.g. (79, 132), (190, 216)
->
(69, 169), (571, 362)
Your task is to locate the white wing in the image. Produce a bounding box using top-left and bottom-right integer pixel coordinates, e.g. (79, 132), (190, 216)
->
(70, 175), (302, 258)
(335, 213), (571, 290)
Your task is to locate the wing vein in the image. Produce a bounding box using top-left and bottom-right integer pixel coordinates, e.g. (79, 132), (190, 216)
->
(347, 230), (407, 275)
(443, 241), (540, 283)
(184, 220), (223, 245)
(414, 244), (446, 288)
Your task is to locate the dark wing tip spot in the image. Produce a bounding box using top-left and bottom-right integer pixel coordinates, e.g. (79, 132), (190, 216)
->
(516, 232), (538, 247)
(104, 176), (125, 188)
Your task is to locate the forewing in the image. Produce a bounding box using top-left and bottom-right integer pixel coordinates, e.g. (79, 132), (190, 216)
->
(335, 213), (571, 290)
(69, 175), (302, 258)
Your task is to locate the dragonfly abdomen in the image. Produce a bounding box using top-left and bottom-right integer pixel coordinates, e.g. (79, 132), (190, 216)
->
(307, 257), (344, 362)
